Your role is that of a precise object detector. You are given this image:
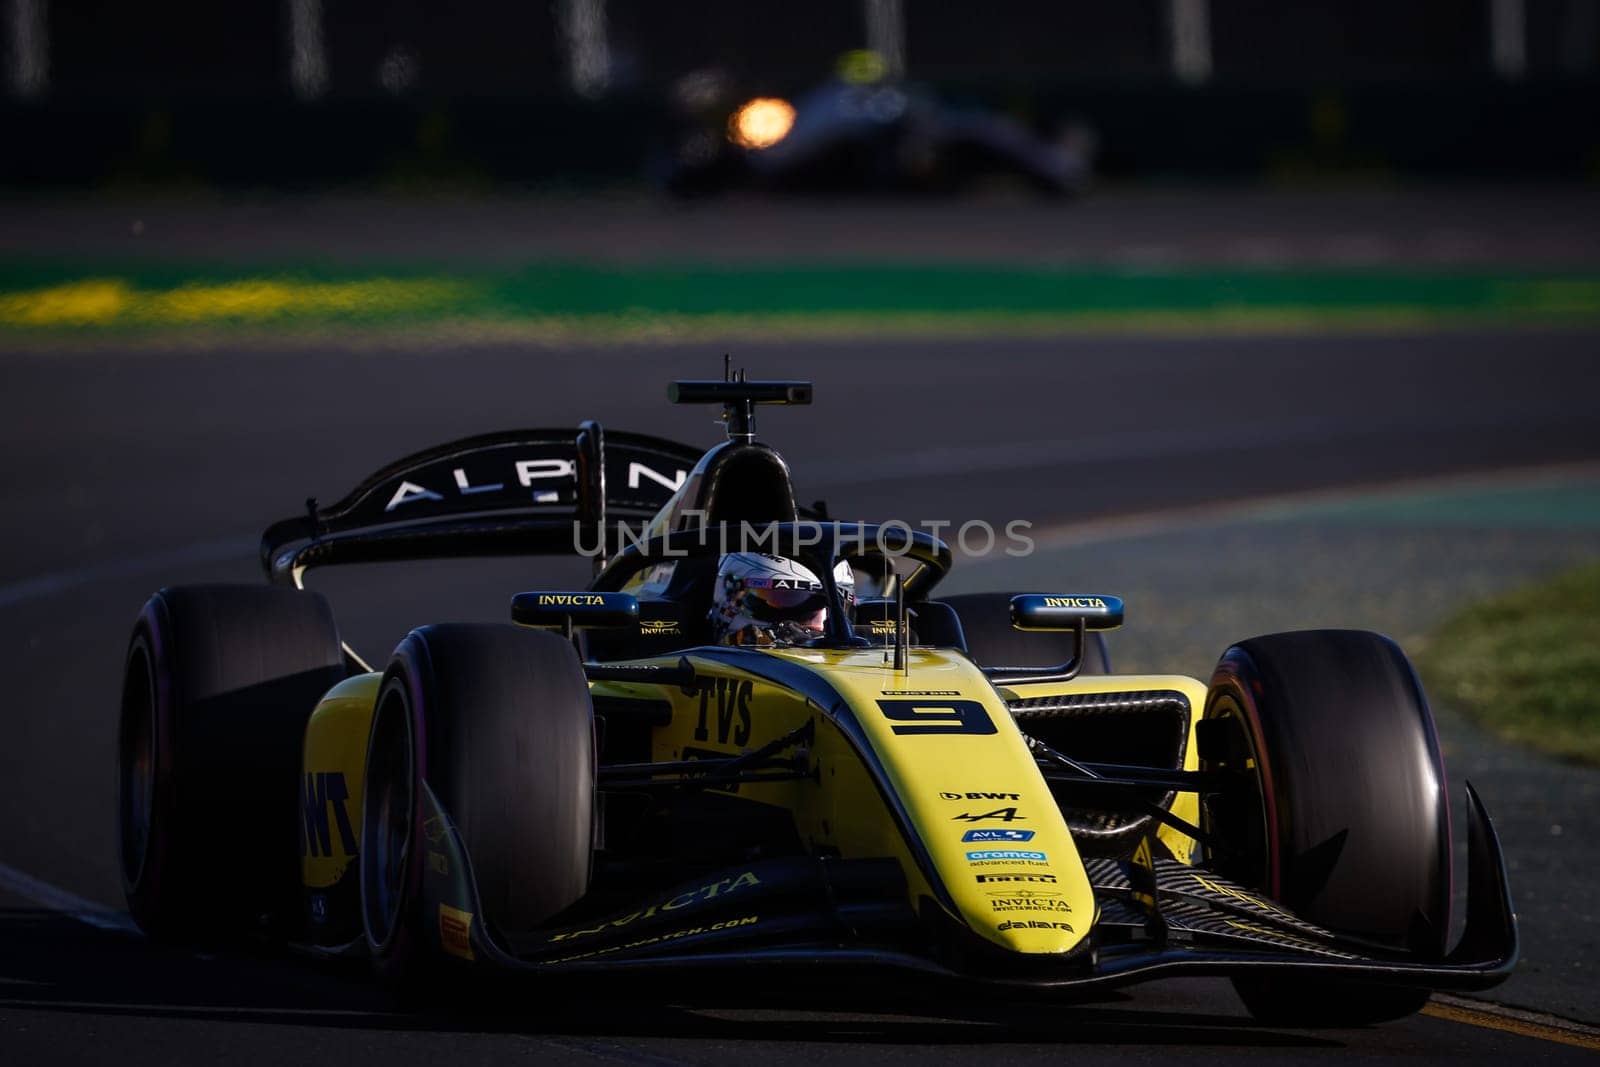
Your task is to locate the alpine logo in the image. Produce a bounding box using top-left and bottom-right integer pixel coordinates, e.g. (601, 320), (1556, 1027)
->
(962, 829), (1035, 843)
(383, 458), (688, 513)
(951, 806), (1024, 823)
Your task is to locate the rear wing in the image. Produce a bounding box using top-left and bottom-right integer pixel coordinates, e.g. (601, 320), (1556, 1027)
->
(260, 423), (705, 586)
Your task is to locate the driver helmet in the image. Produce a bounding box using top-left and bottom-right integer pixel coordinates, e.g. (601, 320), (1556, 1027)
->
(711, 553), (855, 646)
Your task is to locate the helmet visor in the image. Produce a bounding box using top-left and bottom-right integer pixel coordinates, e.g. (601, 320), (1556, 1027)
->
(741, 578), (829, 627)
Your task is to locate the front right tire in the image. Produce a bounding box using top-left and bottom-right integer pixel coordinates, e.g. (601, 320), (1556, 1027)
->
(1202, 629), (1451, 1025)
(118, 584), (345, 942)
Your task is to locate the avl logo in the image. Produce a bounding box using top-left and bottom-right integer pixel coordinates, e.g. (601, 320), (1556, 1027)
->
(962, 829), (1035, 843)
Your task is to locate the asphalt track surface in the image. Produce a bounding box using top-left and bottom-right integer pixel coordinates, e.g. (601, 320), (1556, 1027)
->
(5, 186), (1600, 267)
(3, 328), (1600, 1063)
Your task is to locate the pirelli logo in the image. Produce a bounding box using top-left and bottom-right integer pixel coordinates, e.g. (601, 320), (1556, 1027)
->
(439, 904), (474, 960)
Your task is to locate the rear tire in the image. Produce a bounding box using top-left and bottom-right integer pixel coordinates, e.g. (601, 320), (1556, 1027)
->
(118, 585), (345, 942)
(938, 591), (1110, 675)
(361, 624), (594, 983)
(1202, 629), (1449, 1025)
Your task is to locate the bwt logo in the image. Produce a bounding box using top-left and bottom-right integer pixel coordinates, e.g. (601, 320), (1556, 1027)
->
(940, 791), (1021, 801)
(302, 771), (356, 859)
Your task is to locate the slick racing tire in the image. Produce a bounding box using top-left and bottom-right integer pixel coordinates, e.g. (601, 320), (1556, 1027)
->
(1202, 629), (1450, 1026)
(938, 591), (1109, 675)
(361, 624), (594, 985)
(119, 585), (346, 942)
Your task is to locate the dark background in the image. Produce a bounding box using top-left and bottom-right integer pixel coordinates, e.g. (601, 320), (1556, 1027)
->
(5, 0), (1599, 186)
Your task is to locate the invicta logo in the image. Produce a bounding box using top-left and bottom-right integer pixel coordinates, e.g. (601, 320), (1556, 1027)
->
(1043, 597), (1106, 609)
(640, 619), (681, 636)
(538, 594), (606, 606)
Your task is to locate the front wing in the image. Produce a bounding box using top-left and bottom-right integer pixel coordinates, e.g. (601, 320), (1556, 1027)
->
(421, 782), (1516, 994)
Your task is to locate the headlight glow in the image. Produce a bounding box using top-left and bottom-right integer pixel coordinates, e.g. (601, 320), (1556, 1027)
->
(728, 97), (795, 151)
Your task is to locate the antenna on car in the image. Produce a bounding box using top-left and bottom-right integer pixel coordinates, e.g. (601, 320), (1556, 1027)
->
(667, 358), (813, 443)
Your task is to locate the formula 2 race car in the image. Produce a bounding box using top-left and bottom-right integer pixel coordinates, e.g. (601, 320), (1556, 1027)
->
(116, 370), (1516, 1025)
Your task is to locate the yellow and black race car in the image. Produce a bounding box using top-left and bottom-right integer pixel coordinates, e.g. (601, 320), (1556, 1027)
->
(116, 372), (1516, 1025)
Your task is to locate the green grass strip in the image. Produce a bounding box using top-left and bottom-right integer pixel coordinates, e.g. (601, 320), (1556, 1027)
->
(2, 260), (1599, 333)
(1418, 560), (1600, 766)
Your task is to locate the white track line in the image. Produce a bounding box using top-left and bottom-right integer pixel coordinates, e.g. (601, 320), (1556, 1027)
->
(0, 860), (138, 933)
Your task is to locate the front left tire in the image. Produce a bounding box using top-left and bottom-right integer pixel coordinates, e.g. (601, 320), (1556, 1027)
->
(361, 623), (595, 982)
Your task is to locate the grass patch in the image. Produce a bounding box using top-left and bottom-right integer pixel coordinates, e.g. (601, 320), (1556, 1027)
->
(1, 261), (1600, 337)
(1418, 560), (1600, 765)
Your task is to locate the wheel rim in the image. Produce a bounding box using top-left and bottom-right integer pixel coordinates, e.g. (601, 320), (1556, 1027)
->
(1201, 691), (1272, 893)
(119, 645), (156, 889)
(361, 684), (414, 952)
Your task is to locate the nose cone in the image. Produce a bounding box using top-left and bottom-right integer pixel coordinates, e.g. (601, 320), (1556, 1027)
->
(944, 839), (1095, 955)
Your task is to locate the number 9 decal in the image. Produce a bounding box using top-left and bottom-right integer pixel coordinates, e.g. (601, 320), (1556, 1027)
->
(876, 699), (996, 735)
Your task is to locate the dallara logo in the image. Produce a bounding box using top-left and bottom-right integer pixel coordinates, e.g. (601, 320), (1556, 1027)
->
(1043, 597), (1106, 609)
(537, 594), (606, 607)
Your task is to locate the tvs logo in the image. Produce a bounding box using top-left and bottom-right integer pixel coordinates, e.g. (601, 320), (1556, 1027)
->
(951, 806), (1024, 823)
(694, 677), (753, 747)
(940, 791), (1020, 801)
